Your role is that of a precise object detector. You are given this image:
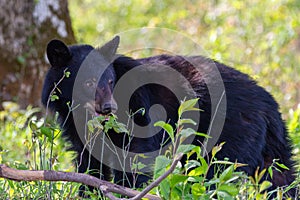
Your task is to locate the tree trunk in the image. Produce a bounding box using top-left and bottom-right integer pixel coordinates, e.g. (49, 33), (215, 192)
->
(0, 0), (75, 108)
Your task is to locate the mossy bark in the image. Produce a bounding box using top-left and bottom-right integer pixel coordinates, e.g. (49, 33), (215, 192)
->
(0, 0), (76, 108)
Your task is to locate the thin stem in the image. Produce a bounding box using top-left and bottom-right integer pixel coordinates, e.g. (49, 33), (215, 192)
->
(130, 153), (183, 200)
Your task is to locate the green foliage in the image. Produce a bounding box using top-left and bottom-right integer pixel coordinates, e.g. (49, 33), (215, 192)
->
(0, 102), (78, 199)
(0, 102), (39, 164)
(88, 114), (128, 134)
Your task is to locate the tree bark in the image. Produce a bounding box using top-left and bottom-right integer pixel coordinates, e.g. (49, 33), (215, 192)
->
(0, 0), (75, 108)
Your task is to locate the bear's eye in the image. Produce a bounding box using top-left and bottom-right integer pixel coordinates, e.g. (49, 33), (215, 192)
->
(108, 79), (113, 85)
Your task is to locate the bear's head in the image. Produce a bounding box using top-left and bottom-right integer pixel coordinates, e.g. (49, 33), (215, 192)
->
(42, 36), (120, 117)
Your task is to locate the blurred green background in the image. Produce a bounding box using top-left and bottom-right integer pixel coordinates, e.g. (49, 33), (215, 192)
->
(0, 0), (299, 198)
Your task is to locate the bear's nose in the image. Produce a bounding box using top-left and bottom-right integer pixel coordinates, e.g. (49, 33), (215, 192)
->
(101, 103), (117, 114)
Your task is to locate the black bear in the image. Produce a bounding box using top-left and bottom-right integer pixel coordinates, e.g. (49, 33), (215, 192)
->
(42, 36), (295, 196)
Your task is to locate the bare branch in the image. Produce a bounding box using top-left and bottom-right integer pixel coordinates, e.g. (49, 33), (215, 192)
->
(0, 164), (160, 200)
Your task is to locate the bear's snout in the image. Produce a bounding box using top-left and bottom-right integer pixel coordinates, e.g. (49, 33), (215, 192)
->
(101, 101), (118, 114)
(94, 96), (118, 115)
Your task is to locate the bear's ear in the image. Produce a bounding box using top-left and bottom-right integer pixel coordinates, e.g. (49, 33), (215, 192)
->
(97, 36), (120, 60)
(46, 39), (72, 68)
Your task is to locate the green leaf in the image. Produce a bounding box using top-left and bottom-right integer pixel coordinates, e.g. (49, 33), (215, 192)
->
(275, 162), (289, 170)
(218, 184), (239, 196)
(40, 126), (53, 139)
(219, 165), (234, 182)
(176, 144), (196, 154)
(159, 179), (170, 199)
(259, 180), (272, 193)
(169, 174), (188, 188)
(188, 166), (206, 176)
(170, 187), (183, 200)
(187, 176), (205, 184)
(113, 121), (128, 133)
(154, 157), (171, 199)
(178, 98), (200, 117)
(199, 157), (208, 172)
(233, 162), (248, 169)
(29, 120), (38, 132)
(191, 183), (206, 197)
(131, 162), (146, 170)
(184, 160), (200, 171)
(211, 144), (222, 158)
(186, 145), (202, 160)
(195, 131), (210, 138)
(258, 168), (266, 183)
(50, 94), (59, 102)
(178, 118), (197, 126)
(87, 120), (101, 133)
(64, 71), (71, 78)
(154, 155), (171, 178)
(154, 121), (174, 143)
(179, 128), (196, 139)
(268, 166), (273, 179)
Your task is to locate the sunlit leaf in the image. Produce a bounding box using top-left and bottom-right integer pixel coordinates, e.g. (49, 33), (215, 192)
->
(40, 126), (53, 140)
(259, 181), (272, 193)
(178, 118), (197, 126)
(154, 121), (174, 143)
(176, 144), (196, 154)
(218, 184), (239, 196)
(275, 162), (289, 170)
(192, 183), (206, 197)
(154, 155), (171, 177)
(268, 166), (273, 179)
(50, 94), (59, 102)
(64, 71), (71, 78)
(219, 165), (234, 182)
(169, 174), (188, 188)
(178, 98), (200, 117)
